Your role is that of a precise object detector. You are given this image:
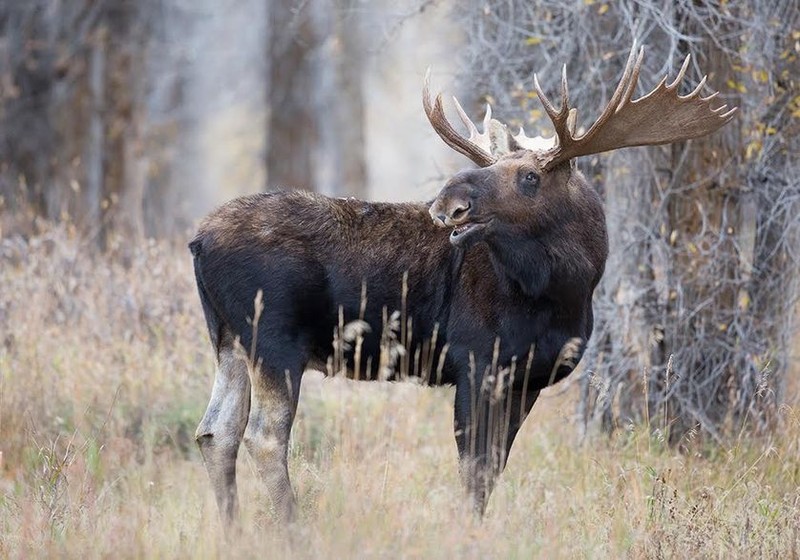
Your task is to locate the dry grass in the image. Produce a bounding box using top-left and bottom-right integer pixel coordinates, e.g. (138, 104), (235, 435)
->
(1, 224), (799, 559)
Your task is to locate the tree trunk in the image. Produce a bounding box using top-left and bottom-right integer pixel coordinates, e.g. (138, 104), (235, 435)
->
(85, 26), (106, 238)
(266, 0), (367, 196)
(266, 1), (319, 191)
(312, 0), (367, 197)
(0, 1), (153, 244)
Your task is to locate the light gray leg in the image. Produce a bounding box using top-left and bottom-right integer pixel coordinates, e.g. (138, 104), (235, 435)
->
(196, 340), (251, 527)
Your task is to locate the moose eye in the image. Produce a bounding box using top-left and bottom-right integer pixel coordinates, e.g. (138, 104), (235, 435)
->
(520, 170), (539, 194)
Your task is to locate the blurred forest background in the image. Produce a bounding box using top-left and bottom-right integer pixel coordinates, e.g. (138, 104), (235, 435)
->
(0, 0), (798, 443)
(2, 1), (800, 556)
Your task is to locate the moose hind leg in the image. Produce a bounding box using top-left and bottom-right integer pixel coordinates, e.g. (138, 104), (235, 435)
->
(196, 340), (251, 526)
(243, 359), (302, 523)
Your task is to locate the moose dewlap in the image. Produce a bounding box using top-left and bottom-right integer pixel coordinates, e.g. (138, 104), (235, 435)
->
(190, 42), (736, 525)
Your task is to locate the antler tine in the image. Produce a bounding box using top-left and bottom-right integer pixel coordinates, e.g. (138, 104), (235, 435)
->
(452, 96), (493, 155)
(553, 65), (575, 144)
(482, 103), (493, 135)
(516, 71), (563, 153)
(560, 64), (570, 112)
(619, 46), (645, 106)
(533, 73), (559, 120)
(717, 104), (738, 118)
(686, 76), (708, 98)
(423, 68), (496, 167)
(530, 64), (575, 150)
(452, 96), (479, 136)
(667, 54), (692, 90)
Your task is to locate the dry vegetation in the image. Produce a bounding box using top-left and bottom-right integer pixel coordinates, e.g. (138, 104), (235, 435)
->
(1, 225), (799, 559)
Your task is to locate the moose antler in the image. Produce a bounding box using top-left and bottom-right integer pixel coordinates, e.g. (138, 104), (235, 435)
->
(515, 42), (738, 170)
(423, 69), (501, 168)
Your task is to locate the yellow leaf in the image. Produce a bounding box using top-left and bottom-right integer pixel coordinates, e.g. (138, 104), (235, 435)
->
(598, 3), (609, 14)
(525, 37), (542, 46)
(584, 0), (596, 4)
(738, 290), (751, 311)
(726, 79), (746, 93)
(766, 126), (777, 135)
(745, 140), (762, 160)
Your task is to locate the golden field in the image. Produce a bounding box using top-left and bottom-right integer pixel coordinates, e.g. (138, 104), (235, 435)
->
(1, 226), (798, 559)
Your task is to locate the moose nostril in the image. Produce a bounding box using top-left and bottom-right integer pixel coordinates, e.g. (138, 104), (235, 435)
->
(451, 202), (471, 221)
(436, 213), (447, 225)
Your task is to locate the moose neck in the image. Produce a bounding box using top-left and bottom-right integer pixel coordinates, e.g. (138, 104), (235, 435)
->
(483, 228), (552, 301)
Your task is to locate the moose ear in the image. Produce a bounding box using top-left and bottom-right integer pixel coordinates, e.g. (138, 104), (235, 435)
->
(487, 120), (510, 155)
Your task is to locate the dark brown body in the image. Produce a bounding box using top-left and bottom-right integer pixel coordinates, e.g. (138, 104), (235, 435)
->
(191, 161), (607, 522)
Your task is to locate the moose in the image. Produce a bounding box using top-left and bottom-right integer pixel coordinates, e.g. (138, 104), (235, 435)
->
(190, 44), (736, 524)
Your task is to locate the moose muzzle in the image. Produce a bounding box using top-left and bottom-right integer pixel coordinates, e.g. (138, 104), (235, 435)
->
(429, 198), (472, 227)
(429, 189), (489, 248)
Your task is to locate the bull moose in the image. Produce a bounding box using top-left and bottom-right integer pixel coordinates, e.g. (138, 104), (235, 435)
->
(190, 43), (736, 524)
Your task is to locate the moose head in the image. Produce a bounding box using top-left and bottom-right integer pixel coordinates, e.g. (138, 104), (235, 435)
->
(425, 43), (737, 250)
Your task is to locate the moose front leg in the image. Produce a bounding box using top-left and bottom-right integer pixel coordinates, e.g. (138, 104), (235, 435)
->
(453, 375), (539, 516)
